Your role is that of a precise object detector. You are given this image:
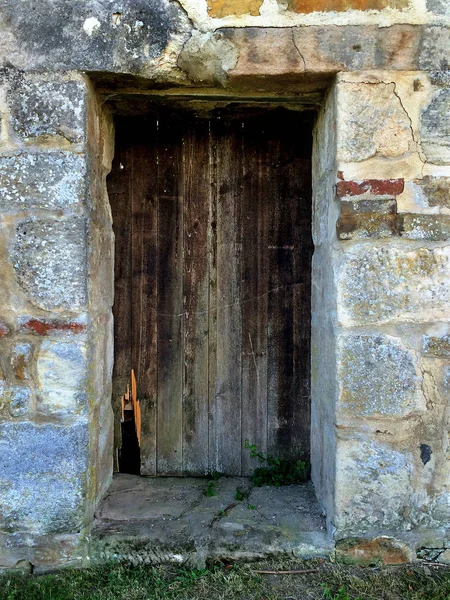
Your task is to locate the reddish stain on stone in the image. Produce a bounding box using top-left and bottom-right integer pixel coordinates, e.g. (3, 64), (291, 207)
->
(337, 170), (345, 180)
(0, 322), (10, 336)
(22, 319), (87, 335)
(336, 179), (404, 197)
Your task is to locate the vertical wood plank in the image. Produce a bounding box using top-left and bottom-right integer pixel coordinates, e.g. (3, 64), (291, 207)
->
(208, 123), (218, 473)
(210, 117), (242, 475)
(109, 119), (133, 470)
(241, 116), (269, 475)
(130, 117), (159, 476)
(182, 116), (210, 475)
(157, 112), (184, 475)
(267, 112), (313, 462)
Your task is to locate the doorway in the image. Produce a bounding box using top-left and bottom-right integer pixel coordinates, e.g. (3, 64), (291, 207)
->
(108, 106), (313, 477)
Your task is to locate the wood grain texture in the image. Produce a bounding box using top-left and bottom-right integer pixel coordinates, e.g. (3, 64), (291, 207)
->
(110, 109), (313, 476)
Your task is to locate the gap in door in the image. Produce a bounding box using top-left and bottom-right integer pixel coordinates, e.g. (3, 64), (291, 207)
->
(108, 104), (314, 477)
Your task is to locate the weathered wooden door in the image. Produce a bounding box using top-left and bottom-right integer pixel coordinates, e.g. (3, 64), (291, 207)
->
(109, 107), (313, 476)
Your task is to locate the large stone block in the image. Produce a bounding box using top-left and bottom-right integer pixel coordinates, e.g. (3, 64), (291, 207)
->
(12, 218), (87, 311)
(338, 246), (450, 326)
(337, 83), (413, 162)
(421, 89), (450, 165)
(0, 152), (86, 213)
(287, 0), (408, 12)
(337, 335), (423, 418)
(0, 0), (188, 74)
(37, 341), (87, 416)
(335, 439), (413, 532)
(9, 78), (87, 144)
(0, 420), (89, 534)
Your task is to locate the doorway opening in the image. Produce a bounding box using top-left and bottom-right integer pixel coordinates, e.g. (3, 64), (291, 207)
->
(107, 105), (314, 478)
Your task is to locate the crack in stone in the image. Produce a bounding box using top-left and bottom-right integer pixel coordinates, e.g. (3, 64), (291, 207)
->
(291, 28), (306, 72)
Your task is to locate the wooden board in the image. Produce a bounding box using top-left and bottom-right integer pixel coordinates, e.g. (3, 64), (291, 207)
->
(110, 108), (313, 476)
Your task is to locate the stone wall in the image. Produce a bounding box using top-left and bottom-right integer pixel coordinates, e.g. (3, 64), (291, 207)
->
(0, 0), (449, 570)
(0, 71), (114, 569)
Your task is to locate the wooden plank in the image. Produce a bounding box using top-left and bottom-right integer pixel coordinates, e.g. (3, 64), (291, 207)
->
(156, 112), (184, 475)
(182, 116), (210, 475)
(208, 124), (218, 474)
(130, 117), (158, 475)
(211, 117), (242, 475)
(267, 114), (295, 460)
(241, 115), (269, 475)
(109, 119), (133, 471)
(267, 112), (312, 461)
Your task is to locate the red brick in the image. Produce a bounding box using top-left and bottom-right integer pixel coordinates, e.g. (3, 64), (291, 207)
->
(336, 179), (404, 197)
(21, 318), (87, 335)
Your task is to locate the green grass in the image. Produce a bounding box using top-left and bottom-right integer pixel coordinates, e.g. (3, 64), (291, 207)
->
(2, 559), (450, 600)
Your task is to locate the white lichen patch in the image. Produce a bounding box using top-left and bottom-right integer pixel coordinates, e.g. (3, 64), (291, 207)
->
(83, 16), (101, 36)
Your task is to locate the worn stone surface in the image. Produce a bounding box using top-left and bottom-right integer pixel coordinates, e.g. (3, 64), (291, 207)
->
(0, 421), (89, 534)
(207, 0), (263, 18)
(336, 536), (412, 565)
(337, 82), (413, 162)
(400, 214), (450, 241)
(337, 199), (398, 240)
(411, 177), (450, 209)
(9, 78), (86, 144)
(338, 335), (423, 418)
(37, 341), (87, 416)
(7, 387), (31, 417)
(421, 89), (450, 165)
(335, 439), (414, 532)
(0, 0), (189, 76)
(91, 474), (332, 565)
(287, 0), (408, 12)
(0, 153), (86, 213)
(10, 343), (32, 381)
(423, 334), (450, 357)
(338, 246), (450, 326)
(426, 0), (450, 16)
(12, 219), (87, 311)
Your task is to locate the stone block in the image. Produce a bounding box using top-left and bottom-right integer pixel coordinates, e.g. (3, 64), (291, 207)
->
(12, 218), (87, 311)
(337, 335), (423, 418)
(37, 341), (87, 416)
(337, 83), (413, 162)
(412, 176), (450, 209)
(207, 0), (263, 17)
(8, 386), (31, 417)
(336, 536), (412, 565)
(10, 342), (32, 380)
(0, 152), (86, 213)
(337, 199), (398, 240)
(9, 77), (86, 144)
(0, 420), (89, 534)
(421, 89), (450, 165)
(427, 0), (450, 15)
(423, 334), (450, 357)
(338, 246), (450, 326)
(287, 0), (408, 12)
(335, 439), (413, 532)
(400, 214), (450, 241)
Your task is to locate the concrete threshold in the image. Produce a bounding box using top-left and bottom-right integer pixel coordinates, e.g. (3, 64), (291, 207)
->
(89, 474), (333, 567)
